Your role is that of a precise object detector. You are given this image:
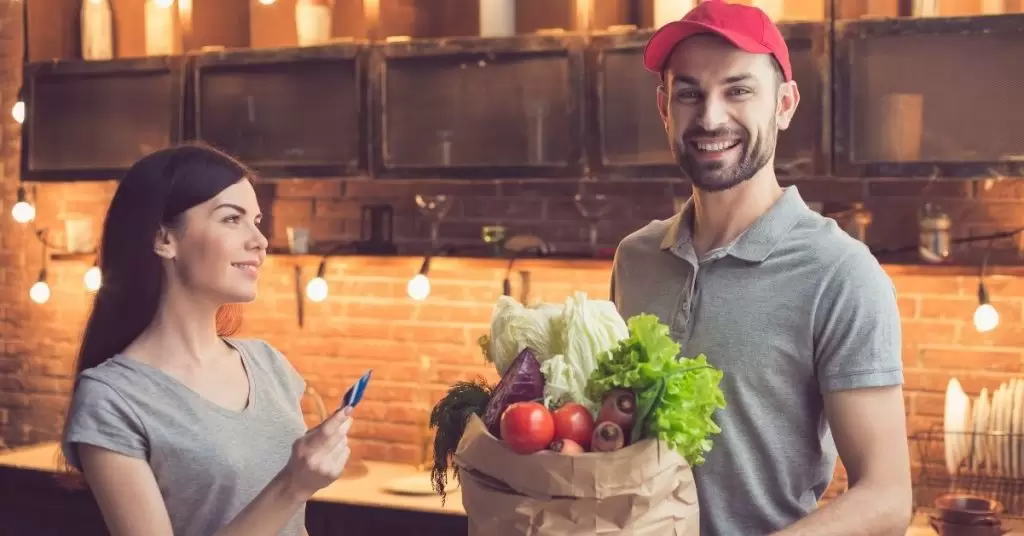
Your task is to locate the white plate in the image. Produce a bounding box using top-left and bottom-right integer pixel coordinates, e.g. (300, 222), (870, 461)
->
(1000, 382), (1011, 477)
(381, 472), (460, 496)
(944, 378), (970, 475)
(1011, 381), (1019, 477)
(990, 385), (1004, 476)
(971, 388), (989, 473)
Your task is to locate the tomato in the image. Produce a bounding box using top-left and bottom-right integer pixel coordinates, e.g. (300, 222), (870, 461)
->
(500, 402), (555, 455)
(551, 402), (596, 451)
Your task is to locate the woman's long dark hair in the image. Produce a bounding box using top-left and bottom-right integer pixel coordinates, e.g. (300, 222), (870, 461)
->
(57, 143), (256, 484)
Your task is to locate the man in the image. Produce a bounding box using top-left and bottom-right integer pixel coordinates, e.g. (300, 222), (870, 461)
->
(609, 2), (913, 535)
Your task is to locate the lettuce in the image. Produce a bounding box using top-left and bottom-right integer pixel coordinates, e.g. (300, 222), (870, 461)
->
(587, 314), (727, 467)
(481, 292), (628, 414)
(483, 297), (565, 375)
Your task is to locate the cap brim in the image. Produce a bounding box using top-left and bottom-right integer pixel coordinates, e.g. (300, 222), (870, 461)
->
(642, 20), (772, 74)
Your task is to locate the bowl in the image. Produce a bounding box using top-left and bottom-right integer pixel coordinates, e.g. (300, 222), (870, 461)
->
(934, 493), (1004, 525)
(929, 516), (1008, 536)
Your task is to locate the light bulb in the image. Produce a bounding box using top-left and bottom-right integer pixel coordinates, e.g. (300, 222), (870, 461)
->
(84, 266), (102, 292)
(11, 200), (35, 223)
(974, 303), (999, 333)
(29, 281), (50, 304)
(11, 101), (24, 124)
(306, 277), (328, 302)
(153, 0), (175, 8)
(258, 0), (276, 4)
(407, 273), (431, 301)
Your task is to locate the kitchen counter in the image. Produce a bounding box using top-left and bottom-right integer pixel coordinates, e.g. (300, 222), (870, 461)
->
(4, 443), (1024, 535)
(0, 441), (465, 517)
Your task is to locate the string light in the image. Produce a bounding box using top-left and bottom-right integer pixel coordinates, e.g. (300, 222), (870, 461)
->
(305, 258), (328, 302)
(11, 186), (35, 223)
(29, 270), (50, 304)
(84, 263), (102, 292)
(407, 256), (431, 301)
(974, 287), (999, 333)
(973, 244), (999, 333)
(11, 100), (24, 125)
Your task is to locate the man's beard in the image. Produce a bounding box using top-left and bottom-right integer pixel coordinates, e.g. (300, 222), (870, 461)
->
(670, 122), (776, 193)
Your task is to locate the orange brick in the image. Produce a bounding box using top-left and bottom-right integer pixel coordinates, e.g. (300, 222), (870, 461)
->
(902, 321), (960, 346)
(919, 347), (1022, 373)
(920, 296), (1024, 325)
(958, 322), (1024, 348)
(890, 274), (965, 296)
(904, 369), (1015, 394)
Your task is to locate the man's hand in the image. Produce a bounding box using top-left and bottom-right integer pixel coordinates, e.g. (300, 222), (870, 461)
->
(773, 385), (913, 536)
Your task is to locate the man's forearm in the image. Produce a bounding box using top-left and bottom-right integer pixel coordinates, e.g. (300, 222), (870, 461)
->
(772, 482), (912, 536)
(214, 470), (308, 536)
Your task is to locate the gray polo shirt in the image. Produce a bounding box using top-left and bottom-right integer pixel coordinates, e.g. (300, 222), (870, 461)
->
(611, 185), (903, 536)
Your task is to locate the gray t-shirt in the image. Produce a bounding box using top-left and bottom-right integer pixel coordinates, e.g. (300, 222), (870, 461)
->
(62, 337), (309, 536)
(611, 186), (904, 535)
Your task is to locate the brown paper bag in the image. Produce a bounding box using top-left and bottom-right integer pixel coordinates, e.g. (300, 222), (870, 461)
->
(452, 414), (701, 535)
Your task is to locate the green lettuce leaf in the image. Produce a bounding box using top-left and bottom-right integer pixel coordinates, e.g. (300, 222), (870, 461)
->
(587, 314), (727, 466)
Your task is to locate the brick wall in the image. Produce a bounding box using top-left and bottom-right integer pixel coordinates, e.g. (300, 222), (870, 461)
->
(4, 1), (1024, 505)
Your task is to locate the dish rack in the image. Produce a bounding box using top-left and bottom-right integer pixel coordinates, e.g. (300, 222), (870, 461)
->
(910, 427), (1024, 519)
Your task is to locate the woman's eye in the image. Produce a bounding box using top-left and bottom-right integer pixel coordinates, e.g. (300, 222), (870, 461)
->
(224, 215), (241, 224)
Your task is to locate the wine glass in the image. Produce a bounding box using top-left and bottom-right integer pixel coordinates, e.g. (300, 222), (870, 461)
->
(574, 183), (612, 256)
(415, 194), (454, 250)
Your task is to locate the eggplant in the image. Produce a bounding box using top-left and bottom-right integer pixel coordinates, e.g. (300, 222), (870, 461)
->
(481, 348), (545, 437)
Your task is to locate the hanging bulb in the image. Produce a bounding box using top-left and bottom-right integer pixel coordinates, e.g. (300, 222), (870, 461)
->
(11, 100), (24, 124)
(974, 281), (999, 333)
(84, 264), (102, 292)
(29, 270), (50, 304)
(407, 273), (431, 301)
(258, 0), (276, 4)
(974, 303), (999, 333)
(11, 186), (35, 223)
(407, 256), (431, 301)
(305, 258), (328, 302)
(153, 0), (175, 8)
(306, 277), (328, 302)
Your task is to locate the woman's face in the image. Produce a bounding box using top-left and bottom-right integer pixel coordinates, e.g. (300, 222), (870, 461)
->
(158, 179), (268, 305)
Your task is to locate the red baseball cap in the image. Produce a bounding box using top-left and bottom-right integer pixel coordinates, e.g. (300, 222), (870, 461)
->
(642, 0), (793, 82)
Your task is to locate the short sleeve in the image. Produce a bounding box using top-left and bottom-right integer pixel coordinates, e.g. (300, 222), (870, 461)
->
(812, 249), (904, 393)
(260, 340), (306, 403)
(62, 377), (149, 471)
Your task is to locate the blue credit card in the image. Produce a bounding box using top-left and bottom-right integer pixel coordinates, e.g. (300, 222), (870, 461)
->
(342, 369), (373, 409)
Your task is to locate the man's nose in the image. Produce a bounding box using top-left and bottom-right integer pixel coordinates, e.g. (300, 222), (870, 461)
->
(696, 96), (729, 132)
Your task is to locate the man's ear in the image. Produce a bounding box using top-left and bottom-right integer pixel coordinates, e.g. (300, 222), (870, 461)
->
(775, 80), (801, 131)
(656, 85), (669, 129)
(153, 225), (177, 260)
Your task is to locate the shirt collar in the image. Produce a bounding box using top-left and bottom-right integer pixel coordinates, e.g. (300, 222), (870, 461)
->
(660, 185), (809, 263)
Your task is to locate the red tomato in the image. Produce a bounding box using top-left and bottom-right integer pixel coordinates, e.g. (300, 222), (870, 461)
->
(500, 402), (555, 455)
(551, 402), (596, 451)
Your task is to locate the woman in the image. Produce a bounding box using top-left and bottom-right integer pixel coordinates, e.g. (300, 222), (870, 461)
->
(60, 143), (351, 536)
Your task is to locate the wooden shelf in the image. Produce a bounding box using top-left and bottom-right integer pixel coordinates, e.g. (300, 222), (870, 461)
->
(26, 0), (640, 62)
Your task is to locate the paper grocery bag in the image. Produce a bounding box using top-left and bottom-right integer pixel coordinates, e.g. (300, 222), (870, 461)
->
(452, 414), (701, 536)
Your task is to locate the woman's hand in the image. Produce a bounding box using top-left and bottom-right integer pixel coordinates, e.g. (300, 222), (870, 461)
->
(279, 406), (354, 500)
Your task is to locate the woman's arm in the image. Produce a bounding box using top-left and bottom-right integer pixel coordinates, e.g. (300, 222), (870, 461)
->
(79, 445), (174, 536)
(80, 409), (353, 536)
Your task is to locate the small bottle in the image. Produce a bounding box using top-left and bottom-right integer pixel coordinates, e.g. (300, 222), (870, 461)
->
(81, 0), (114, 61)
(145, 0), (177, 57)
(295, 0), (333, 47)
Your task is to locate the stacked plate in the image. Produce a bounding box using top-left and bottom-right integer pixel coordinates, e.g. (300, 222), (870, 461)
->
(945, 377), (1024, 477)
